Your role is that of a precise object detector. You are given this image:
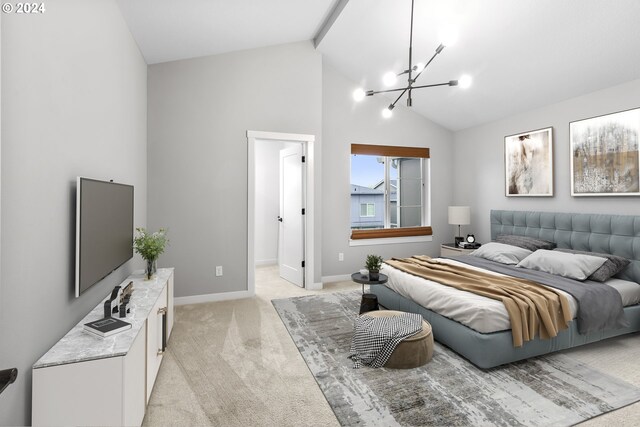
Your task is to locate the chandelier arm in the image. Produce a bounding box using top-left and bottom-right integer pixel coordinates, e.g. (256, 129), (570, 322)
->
(410, 81), (456, 90)
(366, 80), (457, 96)
(390, 88), (408, 109)
(411, 49), (441, 84)
(367, 87), (412, 95)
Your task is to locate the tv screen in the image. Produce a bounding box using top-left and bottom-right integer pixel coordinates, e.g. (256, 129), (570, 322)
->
(75, 177), (134, 297)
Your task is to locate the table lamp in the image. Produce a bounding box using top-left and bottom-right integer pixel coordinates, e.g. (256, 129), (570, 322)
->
(448, 206), (470, 247)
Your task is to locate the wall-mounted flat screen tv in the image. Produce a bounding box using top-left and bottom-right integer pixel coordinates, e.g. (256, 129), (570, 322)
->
(75, 177), (134, 297)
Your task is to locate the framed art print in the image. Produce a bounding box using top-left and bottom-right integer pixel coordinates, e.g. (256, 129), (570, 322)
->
(504, 127), (553, 197)
(570, 107), (640, 196)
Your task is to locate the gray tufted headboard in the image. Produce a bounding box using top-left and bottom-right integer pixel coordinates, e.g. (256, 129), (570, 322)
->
(490, 210), (640, 284)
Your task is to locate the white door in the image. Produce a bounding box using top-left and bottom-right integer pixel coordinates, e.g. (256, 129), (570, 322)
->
(279, 145), (304, 287)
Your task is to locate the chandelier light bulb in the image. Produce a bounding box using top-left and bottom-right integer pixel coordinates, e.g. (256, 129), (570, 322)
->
(383, 71), (398, 87)
(439, 28), (458, 47)
(382, 107), (393, 118)
(459, 74), (472, 89)
(353, 88), (366, 102)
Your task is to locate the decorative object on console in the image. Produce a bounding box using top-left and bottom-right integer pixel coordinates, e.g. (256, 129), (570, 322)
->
(0, 368), (18, 395)
(83, 317), (131, 338)
(134, 227), (169, 279)
(104, 285), (122, 318)
(504, 127), (553, 197)
(448, 206), (470, 247)
(351, 0), (471, 119)
(365, 254), (384, 281)
(570, 107), (639, 196)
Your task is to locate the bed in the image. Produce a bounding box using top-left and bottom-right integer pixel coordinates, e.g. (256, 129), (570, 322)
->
(371, 210), (640, 369)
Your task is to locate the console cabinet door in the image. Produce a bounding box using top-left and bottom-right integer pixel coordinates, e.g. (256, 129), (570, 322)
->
(146, 286), (167, 402)
(167, 272), (174, 339)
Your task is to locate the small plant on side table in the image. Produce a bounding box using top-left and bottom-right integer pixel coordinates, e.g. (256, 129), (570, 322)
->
(134, 227), (169, 279)
(365, 254), (384, 281)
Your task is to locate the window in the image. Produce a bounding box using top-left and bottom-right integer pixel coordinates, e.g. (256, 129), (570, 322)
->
(360, 203), (375, 217)
(350, 144), (431, 240)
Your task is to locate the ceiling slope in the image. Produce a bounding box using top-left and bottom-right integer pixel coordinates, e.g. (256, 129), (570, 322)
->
(317, 0), (640, 130)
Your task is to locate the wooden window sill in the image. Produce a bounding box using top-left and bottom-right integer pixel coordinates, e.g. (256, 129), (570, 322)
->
(350, 226), (433, 240)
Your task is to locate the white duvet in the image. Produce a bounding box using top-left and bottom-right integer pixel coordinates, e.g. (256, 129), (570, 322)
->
(380, 258), (640, 334)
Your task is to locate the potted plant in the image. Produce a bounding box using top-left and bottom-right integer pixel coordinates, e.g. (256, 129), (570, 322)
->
(134, 227), (168, 279)
(365, 254), (384, 281)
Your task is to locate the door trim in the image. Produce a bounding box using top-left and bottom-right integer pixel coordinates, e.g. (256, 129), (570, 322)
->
(246, 131), (319, 295)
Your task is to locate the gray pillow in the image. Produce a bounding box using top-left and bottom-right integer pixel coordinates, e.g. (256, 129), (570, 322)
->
(516, 249), (607, 281)
(496, 234), (556, 251)
(471, 242), (532, 265)
(554, 248), (630, 282)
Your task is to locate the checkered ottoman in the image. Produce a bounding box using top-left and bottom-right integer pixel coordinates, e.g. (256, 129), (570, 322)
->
(366, 310), (433, 369)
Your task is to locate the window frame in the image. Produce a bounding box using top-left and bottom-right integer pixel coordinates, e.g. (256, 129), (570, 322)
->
(350, 144), (432, 240)
(359, 203), (375, 218)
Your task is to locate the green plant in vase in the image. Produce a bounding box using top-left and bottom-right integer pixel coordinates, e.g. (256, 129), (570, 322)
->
(134, 227), (168, 279)
(365, 254), (384, 281)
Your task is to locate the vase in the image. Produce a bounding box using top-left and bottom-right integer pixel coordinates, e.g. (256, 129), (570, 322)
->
(146, 259), (157, 280)
(369, 270), (380, 281)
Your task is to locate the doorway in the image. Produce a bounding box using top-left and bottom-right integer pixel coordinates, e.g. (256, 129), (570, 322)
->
(247, 131), (317, 295)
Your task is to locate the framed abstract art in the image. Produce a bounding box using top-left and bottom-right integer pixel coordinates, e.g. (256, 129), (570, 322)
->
(570, 107), (640, 196)
(504, 127), (553, 197)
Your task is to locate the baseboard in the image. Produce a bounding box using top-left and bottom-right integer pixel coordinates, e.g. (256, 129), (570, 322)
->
(307, 281), (323, 290)
(255, 259), (277, 266)
(322, 274), (352, 284)
(174, 290), (254, 306)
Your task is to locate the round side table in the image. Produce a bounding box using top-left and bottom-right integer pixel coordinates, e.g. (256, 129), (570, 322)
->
(351, 272), (388, 314)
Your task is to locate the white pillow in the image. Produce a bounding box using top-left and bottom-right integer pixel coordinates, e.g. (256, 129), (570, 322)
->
(516, 249), (607, 281)
(471, 242), (532, 265)
(605, 278), (640, 306)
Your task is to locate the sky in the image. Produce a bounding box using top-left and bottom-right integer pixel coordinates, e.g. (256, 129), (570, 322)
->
(351, 155), (384, 187)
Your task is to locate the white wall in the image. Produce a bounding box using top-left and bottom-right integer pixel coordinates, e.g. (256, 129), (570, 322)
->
(321, 62), (455, 277)
(147, 41), (322, 298)
(254, 140), (298, 264)
(453, 78), (640, 242)
(0, 1), (147, 424)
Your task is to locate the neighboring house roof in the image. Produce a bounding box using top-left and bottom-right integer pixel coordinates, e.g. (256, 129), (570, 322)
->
(371, 180), (397, 202)
(373, 179), (397, 190)
(350, 184), (383, 195)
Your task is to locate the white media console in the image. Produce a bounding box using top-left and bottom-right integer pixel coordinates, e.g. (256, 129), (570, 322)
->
(32, 268), (174, 426)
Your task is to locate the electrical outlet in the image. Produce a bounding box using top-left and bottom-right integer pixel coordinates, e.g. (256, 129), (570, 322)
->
(215, 266), (223, 277)
(338, 253), (344, 261)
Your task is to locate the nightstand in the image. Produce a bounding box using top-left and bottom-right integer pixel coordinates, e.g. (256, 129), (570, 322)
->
(440, 243), (478, 257)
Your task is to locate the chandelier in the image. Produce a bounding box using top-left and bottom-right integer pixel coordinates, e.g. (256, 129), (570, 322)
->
(352, 0), (472, 118)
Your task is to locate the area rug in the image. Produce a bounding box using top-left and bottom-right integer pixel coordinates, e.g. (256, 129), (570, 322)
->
(272, 291), (640, 427)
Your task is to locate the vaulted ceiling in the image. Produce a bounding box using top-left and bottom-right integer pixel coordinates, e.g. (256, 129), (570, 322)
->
(117, 0), (640, 131)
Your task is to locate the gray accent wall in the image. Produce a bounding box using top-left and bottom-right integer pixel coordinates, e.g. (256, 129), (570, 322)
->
(0, 1), (147, 425)
(321, 62), (455, 276)
(453, 79), (640, 243)
(147, 41), (322, 297)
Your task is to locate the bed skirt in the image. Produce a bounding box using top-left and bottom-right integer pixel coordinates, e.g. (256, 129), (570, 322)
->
(371, 284), (640, 369)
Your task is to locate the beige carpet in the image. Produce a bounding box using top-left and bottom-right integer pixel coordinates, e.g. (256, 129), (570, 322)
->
(143, 265), (640, 426)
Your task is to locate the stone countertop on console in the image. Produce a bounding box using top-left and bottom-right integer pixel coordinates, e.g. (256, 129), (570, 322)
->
(33, 268), (174, 369)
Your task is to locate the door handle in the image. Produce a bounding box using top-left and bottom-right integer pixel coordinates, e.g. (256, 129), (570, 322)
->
(157, 307), (167, 356)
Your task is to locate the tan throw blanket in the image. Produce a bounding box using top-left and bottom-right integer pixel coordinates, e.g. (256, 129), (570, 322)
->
(385, 256), (572, 347)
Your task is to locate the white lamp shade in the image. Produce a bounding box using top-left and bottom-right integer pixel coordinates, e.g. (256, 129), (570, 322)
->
(448, 206), (470, 225)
